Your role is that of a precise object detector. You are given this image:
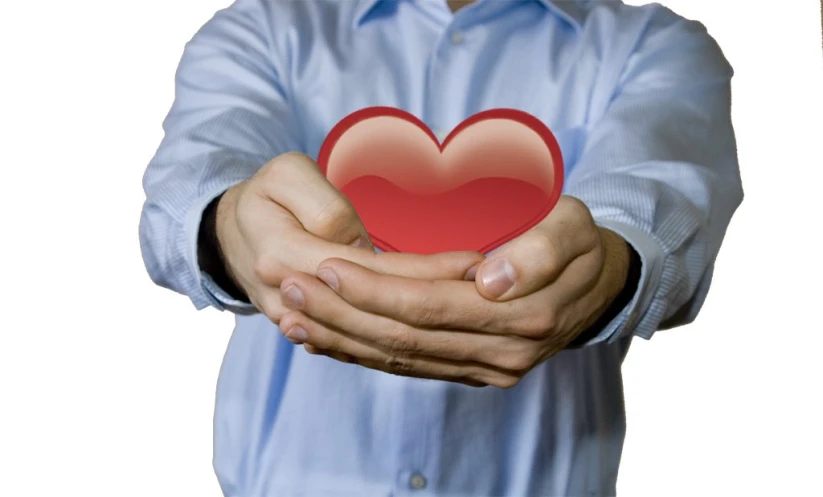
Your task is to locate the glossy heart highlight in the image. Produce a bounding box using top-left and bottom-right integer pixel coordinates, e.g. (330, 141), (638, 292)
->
(317, 107), (564, 254)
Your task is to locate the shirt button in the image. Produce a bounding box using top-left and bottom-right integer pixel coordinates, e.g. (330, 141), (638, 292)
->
(409, 472), (427, 490)
(450, 30), (464, 44)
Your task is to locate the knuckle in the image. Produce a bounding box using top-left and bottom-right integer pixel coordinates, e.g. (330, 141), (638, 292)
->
(232, 186), (252, 215)
(566, 198), (598, 236)
(540, 309), (557, 333)
(260, 299), (286, 325)
(260, 157), (285, 181)
(260, 153), (318, 190)
(586, 223), (602, 249)
(527, 234), (562, 276)
(383, 323), (417, 357)
(528, 231), (555, 254)
(280, 151), (314, 163)
(310, 196), (357, 238)
(562, 195), (590, 217)
(266, 152), (313, 176)
(517, 309), (557, 338)
(268, 308), (288, 326)
(252, 256), (282, 286)
(383, 354), (413, 373)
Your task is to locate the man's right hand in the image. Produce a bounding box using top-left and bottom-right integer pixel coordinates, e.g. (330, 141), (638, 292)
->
(214, 152), (484, 323)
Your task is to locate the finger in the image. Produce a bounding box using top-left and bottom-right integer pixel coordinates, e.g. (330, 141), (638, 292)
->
(305, 345), (356, 364)
(252, 221), (483, 288)
(279, 270), (537, 370)
(278, 230), (484, 281)
(352, 357), (511, 388)
(310, 258), (553, 337)
(359, 250), (485, 281)
(280, 310), (521, 388)
(354, 353), (503, 387)
(258, 152), (374, 249)
(248, 287), (287, 324)
(472, 196), (600, 301)
(319, 252), (606, 341)
(260, 153), (486, 279)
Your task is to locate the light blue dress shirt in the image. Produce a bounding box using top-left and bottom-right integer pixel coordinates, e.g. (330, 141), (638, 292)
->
(139, 0), (743, 495)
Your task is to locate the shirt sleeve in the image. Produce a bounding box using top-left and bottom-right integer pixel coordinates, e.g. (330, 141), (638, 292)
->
(564, 7), (744, 345)
(138, 0), (300, 313)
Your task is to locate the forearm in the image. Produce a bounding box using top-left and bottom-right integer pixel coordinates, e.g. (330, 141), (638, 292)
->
(569, 164), (742, 341)
(561, 8), (743, 344)
(138, 1), (299, 311)
(139, 150), (265, 309)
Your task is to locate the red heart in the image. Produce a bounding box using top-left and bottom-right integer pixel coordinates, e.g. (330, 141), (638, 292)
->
(317, 107), (563, 254)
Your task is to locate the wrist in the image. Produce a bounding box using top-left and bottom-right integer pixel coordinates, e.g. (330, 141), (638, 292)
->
(567, 228), (640, 348)
(198, 187), (250, 303)
(601, 227), (633, 301)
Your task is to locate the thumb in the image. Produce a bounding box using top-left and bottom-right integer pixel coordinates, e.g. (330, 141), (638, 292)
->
(360, 250), (485, 281)
(470, 197), (597, 301)
(259, 152), (374, 250)
(470, 233), (563, 301)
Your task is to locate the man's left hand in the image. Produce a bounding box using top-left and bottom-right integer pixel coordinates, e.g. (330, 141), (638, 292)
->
(278, 196), (632, 388)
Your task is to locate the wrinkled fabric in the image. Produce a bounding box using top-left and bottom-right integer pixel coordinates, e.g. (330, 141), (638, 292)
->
(138, 1), (743, 495)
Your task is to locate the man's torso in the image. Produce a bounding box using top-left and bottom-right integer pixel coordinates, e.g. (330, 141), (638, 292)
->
(212, 1), (653, 495)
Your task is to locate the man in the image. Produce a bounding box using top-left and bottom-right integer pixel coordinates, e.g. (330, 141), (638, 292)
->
(139, 0), (743, 495)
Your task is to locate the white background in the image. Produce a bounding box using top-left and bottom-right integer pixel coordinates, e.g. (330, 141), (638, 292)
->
(1, 1), (821, 496)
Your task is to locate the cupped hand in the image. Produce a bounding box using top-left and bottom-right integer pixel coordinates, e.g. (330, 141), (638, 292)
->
(215, 152), (484, 323)
(278, 196), (632, 388)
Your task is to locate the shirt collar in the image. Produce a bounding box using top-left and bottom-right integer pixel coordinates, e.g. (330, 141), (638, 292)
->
(353, 0), (584, 30)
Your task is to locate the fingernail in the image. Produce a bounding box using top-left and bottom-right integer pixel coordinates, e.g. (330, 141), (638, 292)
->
(316, 267), (339, 292)
(350, 235), (372, 250)
(480, 258), (516, 297)
(282, 284), (305, 309)
(465, 263), (480, 281)
(286, 325), (308, 343)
